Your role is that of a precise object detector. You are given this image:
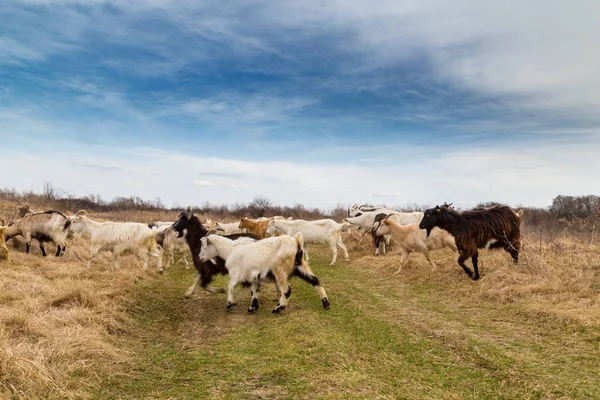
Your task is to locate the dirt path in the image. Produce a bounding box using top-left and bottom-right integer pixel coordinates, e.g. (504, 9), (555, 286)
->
(94, 247), (600, 399)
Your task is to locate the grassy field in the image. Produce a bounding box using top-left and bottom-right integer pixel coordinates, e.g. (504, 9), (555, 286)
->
(1, 206), (600, 399)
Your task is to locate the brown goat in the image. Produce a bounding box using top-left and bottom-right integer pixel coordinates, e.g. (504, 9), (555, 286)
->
(419, 204), (522, 281)
(238, 217), (272, 239)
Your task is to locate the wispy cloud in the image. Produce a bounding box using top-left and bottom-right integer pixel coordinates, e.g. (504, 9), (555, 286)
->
(193, 180), (215, 187)
(1, 0), (599, 208)
(70, 163), (121, 171)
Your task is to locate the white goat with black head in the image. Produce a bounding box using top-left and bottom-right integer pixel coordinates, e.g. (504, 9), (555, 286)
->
(4, 210), (69, 256)
(66, 210), (162, 272)
(199, 233), (330, 313)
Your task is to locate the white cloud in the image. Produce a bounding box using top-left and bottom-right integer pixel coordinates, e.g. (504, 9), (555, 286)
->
(373, 192), (403, 199)
(1, 140), (598, 210)
(193, 180), (215, 186)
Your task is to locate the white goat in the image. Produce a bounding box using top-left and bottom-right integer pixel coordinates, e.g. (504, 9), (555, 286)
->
(266, 219), (350, 265)
(66, 210), (162, 272)
(4, 211), (69, 256)
(214, 221), (246, 235)
(345, 210), (424, 255)
(346, 206), (398, 246)
(198, 233), (330, 313)
(375, 217), (457, 275)
(152, 225), (191, 269)
(347, 204), (395, 218)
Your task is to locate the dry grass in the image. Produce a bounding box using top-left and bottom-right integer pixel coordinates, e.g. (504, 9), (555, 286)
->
(0, 205), (194, 399)
(1, 202), (600, 399)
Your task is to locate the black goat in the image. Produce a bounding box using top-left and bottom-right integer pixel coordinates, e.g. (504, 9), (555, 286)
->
(419, 203), (522, 280)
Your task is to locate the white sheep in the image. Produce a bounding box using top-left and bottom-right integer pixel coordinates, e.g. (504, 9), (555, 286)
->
(375, 216), (457, 275)
(266, 219), (350, 265)
(198, 233), (330, 313)
(66, 210), (162, 272)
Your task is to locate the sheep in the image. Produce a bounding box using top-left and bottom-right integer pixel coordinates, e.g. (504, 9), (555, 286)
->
(238, 217), (273, 239)
(375, 216), (457, 275)
(198, 232), (330, 313)
(65, 210), (163, 272)
(214, 221), (246, 235)
(152, 226), (191, 269)
(266, 219), (350, 265)
(170, 208), (260, 297)
(418, 203), (522, 281)
(4, 210), (69, 256)
(345, 210), (423, 255)
(0, 225), (11, 262)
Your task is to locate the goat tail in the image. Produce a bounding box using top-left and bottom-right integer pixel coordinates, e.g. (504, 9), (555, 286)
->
(293, 232), (305, 267)
(293, 232), (304, 252)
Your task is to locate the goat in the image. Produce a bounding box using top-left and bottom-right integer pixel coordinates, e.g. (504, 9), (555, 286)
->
(419, 203), (522, 281)
(147, 221), (173, 230)
(152, 225), (191, 269)
(238, 217), (273, 239)
(4, 211), (69, 256)
(369, 211), (425, 255)
(0, 225), (11, 262)
(375, 216), (457, 275)
(199, 233), (330, 313)
(266, 219), (350, 265)
(347, 204), (388, 217)
(215, 221), (246, 235)
(170, 208), (259, 297)
(345, 210), (423, 255)
(65, 210), (163, 272)
(17, 204), (38, 218)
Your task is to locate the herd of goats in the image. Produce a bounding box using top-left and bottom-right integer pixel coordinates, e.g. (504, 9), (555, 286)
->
(0, 203), (523, 313)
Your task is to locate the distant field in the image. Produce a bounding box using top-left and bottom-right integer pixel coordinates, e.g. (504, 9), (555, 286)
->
(1, 206), (599, 399)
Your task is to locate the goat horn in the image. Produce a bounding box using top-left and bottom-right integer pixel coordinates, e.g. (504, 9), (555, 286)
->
(76, 210), (88, 216)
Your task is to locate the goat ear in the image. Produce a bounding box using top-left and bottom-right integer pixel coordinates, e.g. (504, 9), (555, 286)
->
(186, 206), (193, 219)
(435, 205), (441, 212)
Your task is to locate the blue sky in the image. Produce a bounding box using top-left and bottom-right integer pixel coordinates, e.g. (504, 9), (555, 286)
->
(1, 0), (599, 209)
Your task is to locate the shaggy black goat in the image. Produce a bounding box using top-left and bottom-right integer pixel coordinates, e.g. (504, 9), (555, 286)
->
(419, 203), (522, 280)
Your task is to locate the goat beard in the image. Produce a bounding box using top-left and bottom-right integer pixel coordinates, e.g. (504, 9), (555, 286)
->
(425, 228), (432, 237)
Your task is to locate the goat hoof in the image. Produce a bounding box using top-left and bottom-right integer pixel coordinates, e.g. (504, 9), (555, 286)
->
(472, 275), (480, 281)
(158, 269), (164, 275)
(226, 302), (236, 311)
(322, 298), (331, 310)
(272, 305), (285, 313)
(247, 307), (257, 313)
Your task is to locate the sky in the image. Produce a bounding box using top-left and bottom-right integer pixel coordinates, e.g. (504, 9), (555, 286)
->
(1, 0), (599, 210)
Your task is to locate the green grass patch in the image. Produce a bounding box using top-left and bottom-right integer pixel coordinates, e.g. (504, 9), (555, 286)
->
(94, 248), (600, 400)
